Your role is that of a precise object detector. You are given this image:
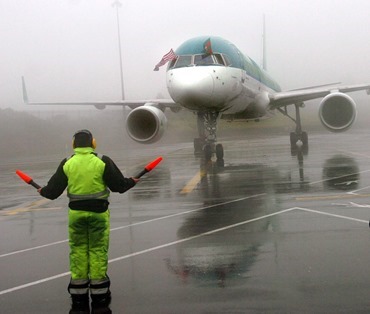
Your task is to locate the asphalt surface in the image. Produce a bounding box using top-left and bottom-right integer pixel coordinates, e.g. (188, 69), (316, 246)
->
(1, 130), (370, 313)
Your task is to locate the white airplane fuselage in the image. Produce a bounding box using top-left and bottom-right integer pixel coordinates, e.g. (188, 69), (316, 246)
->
(167, 66), (271, 114)
(165, 36), (279, 119)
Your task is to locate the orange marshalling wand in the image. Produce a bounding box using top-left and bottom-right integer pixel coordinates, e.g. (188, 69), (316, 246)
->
(16, 170), (41, 189)
(135, 157), (163, 178)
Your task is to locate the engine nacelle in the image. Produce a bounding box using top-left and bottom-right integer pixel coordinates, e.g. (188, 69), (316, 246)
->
(254, 91), (270, 114)
(94, 104), (106, 110)
(126, 105), (167, 143)
(318, 92), (357, 132)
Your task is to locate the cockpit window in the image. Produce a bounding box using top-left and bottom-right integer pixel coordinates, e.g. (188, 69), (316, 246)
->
(194, 54), (214, 65)
(214, 54), (224, 65)
(168, 57), (177, 69)
(169, 53), (231, 69)
(221, 54), (231, 66)
(173, 55), (192, 68)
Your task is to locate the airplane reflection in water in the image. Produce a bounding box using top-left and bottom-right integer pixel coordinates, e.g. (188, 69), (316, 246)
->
(164, 152), (360, 287)
(281, 150), (360, 192)
(322, 155), (359, 190)
(116, 152), (360, 208)
(165, 159), (282, 287)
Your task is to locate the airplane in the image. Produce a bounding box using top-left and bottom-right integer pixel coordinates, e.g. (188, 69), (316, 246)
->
(22, 35), (370, 166)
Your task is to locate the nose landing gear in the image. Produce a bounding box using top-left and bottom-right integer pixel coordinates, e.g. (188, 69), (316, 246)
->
(194, 111), (224, 167)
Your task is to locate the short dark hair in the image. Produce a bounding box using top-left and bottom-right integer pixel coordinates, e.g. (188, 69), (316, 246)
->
(73, 129), (93, 148)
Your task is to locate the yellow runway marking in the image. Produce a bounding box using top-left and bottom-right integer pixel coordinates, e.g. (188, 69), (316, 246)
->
(0, 198), (61, 216)
(180, 169), (207, 195)
(0, 191), (68, 216)
(2, 207), (62, 216)
(28, 198), (51, 207)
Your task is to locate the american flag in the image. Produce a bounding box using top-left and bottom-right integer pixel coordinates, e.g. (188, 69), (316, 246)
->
(154, 49), (177, 71)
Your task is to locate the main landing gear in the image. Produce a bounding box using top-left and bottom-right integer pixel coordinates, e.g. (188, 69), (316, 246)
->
(194, 111), (224, 167)
(277, 102), (309, 155)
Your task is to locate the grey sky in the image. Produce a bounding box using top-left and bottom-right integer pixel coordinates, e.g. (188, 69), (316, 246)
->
(1, 0), (370, 109)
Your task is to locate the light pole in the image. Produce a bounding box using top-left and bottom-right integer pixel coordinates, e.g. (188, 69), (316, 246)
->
(112, 0), (125, 100)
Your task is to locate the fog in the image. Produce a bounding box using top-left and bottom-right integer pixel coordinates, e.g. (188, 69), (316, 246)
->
(0, 107), (198, 161)
(1, 107), (318, 161)
(1, 0), (370, 160)
(1, 0), (370, 107)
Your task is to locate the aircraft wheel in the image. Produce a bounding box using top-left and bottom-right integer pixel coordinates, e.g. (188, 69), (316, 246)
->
(215, 144), (224, 167)
(203, 144), (212, 161)
(301, 132), (308, 145)
(216, 144), (224, 159)
(194, 138), (203, 155)
(216, 158), (224, 167)
(291, 147), (298, 156)
(301, 132), (309, 155)
(290, 132), (298, 148)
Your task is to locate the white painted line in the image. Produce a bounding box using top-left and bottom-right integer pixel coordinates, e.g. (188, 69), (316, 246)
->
(0, 271), (70, 296)
(296, 207), (369, 224)
(109, 207), (296, 263)
(0, 206), (294, 296)
(2, 205), (366, 296)
(348, 185), (370, 195)
(0, 240), (68, 258)
(308, 169), (370, 187)
(332, 202), (370, 208)
(110, 193), (266, 231)
(0, 193), (266, 258)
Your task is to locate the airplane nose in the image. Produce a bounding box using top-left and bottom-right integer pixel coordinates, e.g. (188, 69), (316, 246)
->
(167, 68), (215, 108)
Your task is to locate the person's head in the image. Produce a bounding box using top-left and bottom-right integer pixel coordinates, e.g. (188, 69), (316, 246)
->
(72, 129), (96, 149)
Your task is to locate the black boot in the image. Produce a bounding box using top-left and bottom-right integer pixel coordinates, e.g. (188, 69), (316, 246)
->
(91, 290), (111, 313)
(69, 294), (90, 314)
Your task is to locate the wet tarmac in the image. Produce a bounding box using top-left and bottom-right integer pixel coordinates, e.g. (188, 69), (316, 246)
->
(1, 130), (370, 313)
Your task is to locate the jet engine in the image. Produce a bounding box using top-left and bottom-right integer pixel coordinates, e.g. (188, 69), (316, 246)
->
(94, 104), (106, 110)
(126, 105), (167, 143)
(254, 91), (270, 114)
(318, 92), (357, 132)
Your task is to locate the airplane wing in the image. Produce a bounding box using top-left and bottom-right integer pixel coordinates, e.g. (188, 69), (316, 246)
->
(269, 83), (370, 108)
(22, 77), (179, 110)
(24, 98), (177, 109)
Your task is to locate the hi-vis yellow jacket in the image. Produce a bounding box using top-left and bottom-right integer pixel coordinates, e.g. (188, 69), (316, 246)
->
(40, 147), (136, 212)
(63, 147), (110, 202)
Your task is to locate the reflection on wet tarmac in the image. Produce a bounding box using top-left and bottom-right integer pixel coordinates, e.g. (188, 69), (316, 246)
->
(165, 150), (362, 288)
(277, 149), (310, 192)
(166, 159), (281, 287)
(322, 155), (359, 190)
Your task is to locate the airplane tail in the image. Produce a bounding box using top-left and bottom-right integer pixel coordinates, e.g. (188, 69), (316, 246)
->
(262, 14), (267, 71)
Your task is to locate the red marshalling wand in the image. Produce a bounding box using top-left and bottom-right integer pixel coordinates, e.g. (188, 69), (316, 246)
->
(135, 157), (163, 178)
(16, 170), (41, 189)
